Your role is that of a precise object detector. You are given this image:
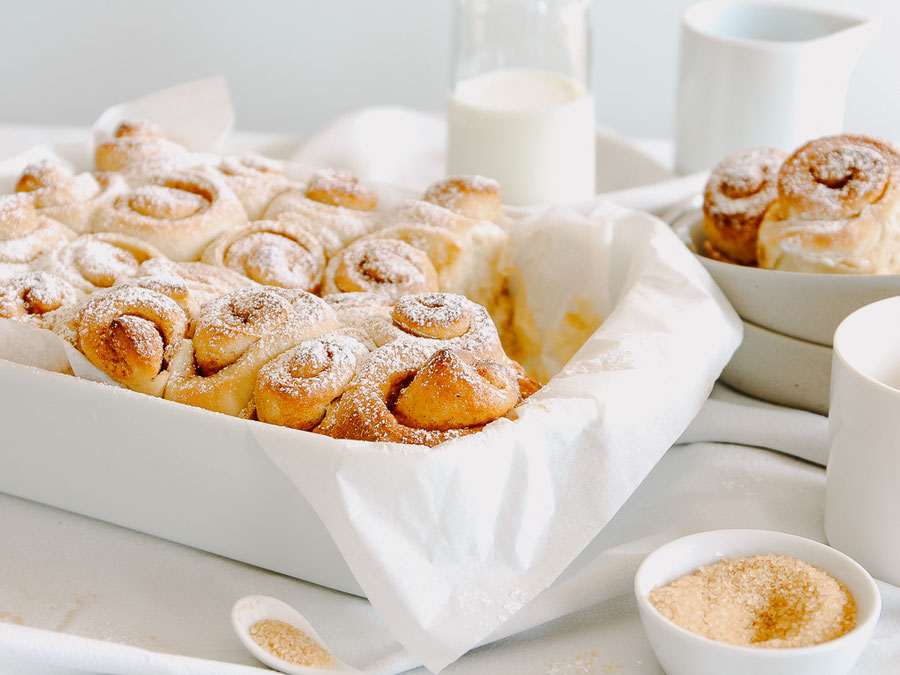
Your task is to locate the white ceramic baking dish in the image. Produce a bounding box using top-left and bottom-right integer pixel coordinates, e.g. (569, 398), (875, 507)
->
(0, 359), (365, 596)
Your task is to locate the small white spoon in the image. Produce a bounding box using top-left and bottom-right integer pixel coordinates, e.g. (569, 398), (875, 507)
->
(231, 594), (363, 674)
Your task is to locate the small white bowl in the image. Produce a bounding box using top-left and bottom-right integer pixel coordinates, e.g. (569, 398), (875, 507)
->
(670, 207), (900, 347)
(634, 529), (880, 675)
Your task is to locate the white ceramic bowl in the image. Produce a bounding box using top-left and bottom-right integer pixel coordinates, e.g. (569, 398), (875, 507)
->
(722, 319), (832, 414)
(670, 207), (900, 346)
(634, 529), (880, 675)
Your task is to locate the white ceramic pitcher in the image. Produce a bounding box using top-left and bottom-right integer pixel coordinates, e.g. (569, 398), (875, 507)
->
(674, 1), (875, 174)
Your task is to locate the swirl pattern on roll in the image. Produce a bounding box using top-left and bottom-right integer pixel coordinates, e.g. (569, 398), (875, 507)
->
(164, 287), (340, 415)
(323, 238), (439, 302)
(201, 220), (325, 291)
(254, 333), (370, 430)
(35, 233), (164, 293)
(758, 134), (900, 273)
(0, 271), (81, 323)
(93, 170), (247, 260)
(367, 292), (506, 360)
(75, 284), (189, 395)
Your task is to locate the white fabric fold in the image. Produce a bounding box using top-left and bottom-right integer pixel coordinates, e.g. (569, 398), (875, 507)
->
(679, 383), (830, 466)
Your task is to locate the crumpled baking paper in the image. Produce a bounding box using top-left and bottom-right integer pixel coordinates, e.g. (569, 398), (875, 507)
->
(0, 81), (742, 673)
(248, 202), (742, 671)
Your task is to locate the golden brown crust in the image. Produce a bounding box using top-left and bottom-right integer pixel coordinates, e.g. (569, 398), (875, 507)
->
(316, 342), (522, 447)
(201, 220), (325, 292)
(702, 147), (786, 265)
(0, 193), (77, 264)
(254, 333), (370, 430)
(304, 169), (377, 212)
(392, 348), (519, 430)
(163, 287), (340, 415)
(423, 175), (502, 223)
(74, 284), (189, 395)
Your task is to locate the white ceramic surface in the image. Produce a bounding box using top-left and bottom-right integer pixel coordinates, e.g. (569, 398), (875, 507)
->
(721, 319), (833, 415)
(671, 207), (900, 346)
(674, 0), (873, 173)
(634, 529), (881, 675)
(231, 595), (362, 674)
(826, 296), (900, 586)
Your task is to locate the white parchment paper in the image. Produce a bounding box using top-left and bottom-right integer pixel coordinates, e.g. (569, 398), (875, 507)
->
(0, 81), (742, 673)
(248, 204), (742, 671)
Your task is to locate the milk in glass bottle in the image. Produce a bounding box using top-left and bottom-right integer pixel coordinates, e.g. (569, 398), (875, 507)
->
(448, 0), (595, 206)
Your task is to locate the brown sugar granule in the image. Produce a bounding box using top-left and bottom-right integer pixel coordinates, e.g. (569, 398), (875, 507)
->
(648, 554), (857, 648)
(248, 618), (335, 668)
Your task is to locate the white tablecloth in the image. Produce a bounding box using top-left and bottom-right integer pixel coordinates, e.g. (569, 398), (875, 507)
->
(1, 122), (897, 674)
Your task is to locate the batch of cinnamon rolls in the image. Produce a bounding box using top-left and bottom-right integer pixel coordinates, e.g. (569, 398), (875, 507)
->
(0, 120), (539, 447)
(702, 133), (900, 273)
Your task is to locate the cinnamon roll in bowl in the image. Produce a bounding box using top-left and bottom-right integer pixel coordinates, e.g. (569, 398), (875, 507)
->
(758, 134), (900, 273)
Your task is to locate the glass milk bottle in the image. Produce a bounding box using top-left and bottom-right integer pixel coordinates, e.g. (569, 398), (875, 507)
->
(448, 0), (595, 206)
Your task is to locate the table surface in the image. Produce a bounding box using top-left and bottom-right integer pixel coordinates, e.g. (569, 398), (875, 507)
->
(1, 124), (898, 675)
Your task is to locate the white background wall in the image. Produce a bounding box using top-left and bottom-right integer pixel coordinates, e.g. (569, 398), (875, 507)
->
(1, 0), (898, 142)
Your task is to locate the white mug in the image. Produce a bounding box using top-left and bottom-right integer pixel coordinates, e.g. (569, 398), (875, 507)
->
(826, 296), (900, 586)
(674, 0), (874, 174)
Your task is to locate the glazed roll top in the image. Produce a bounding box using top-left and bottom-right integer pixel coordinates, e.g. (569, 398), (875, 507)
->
(758, 134), (900, 273)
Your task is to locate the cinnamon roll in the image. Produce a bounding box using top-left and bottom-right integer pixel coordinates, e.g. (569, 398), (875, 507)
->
(702, 147), (787, 265)
(253, 333), (370, 430)
(0, 271), (82, 325)
(378, 199), (511, 316)
(758, 134), (900, 273)
(216, 155), (295, 219)
(93, 170), (247, 260)
(423, 175), (502, 223)
(74, 284), (190, 395)
(0, 192), (77, 265)
(316, 342), (519, 447)
(322, 238), (439, 302)
(262, 186), (382, 257)
(304, 168), (378, 212)
(366, 292), (506, 360)
(128, 258), (256, 322)
(95, 120), (187, 174)
(15, 160), (128, 234)
(201, 220), (325, 291)
(34, 233), (163, 293)
(164, 287), (340, 415)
